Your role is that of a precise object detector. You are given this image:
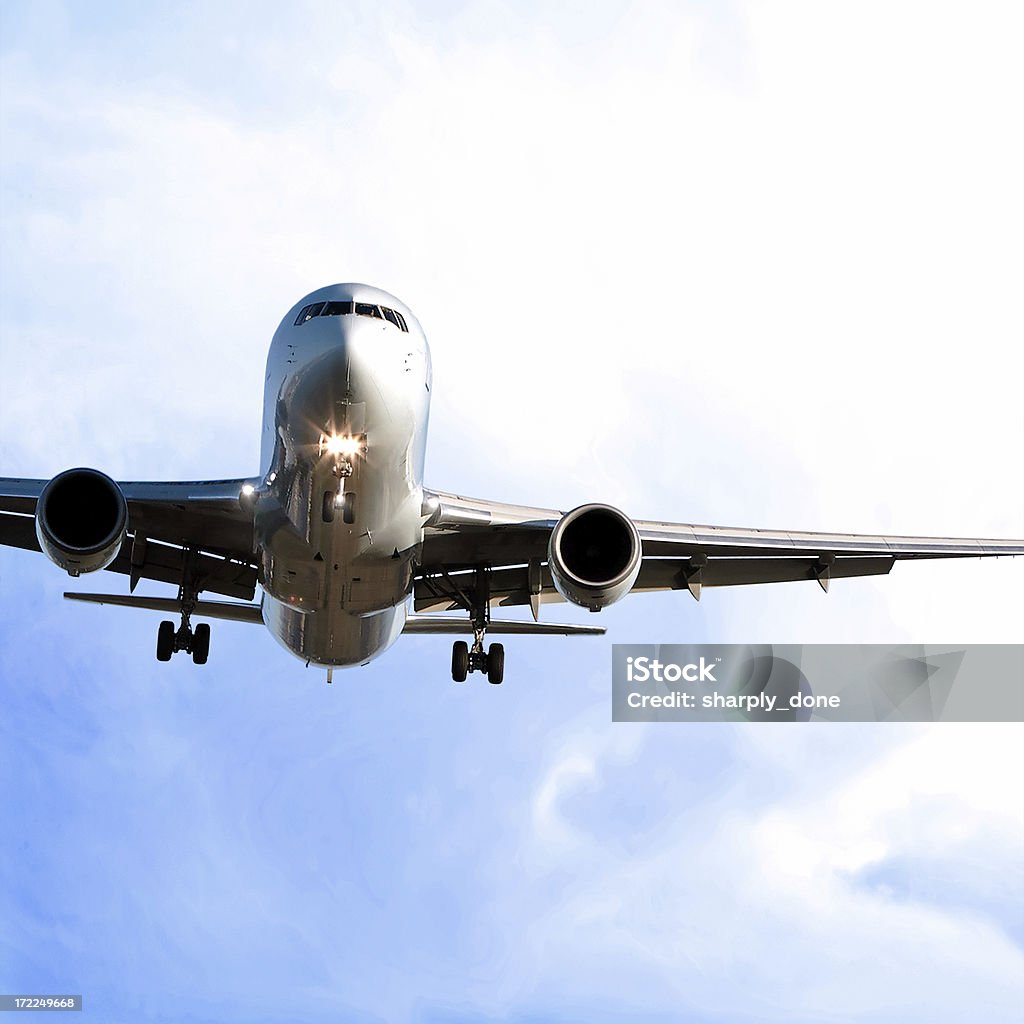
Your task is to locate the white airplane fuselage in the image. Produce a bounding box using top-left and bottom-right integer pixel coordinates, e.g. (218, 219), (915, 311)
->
(255, 284), (431, 667)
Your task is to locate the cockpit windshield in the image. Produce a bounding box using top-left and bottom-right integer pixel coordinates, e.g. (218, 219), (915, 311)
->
(294, 300), (408, 332)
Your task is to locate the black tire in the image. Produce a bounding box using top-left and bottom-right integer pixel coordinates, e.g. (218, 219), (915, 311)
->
(451, 640), (469, 682)
(322, 490), (335, 523)
(343, 492), (356, 525)
(192, 623), (211, 665)
(156, 620), (175, 662)
(487, 643), (504, 685)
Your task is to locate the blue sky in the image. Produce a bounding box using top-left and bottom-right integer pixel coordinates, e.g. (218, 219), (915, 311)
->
(1, 2), (1023, 1021)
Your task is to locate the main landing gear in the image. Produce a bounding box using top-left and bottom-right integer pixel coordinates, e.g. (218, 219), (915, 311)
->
(449, 567), (504, 684)
(155, 551), (211, 665)
(451, 635), (504, 685)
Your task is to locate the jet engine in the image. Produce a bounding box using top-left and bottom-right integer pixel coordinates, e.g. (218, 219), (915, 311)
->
(548, 503), (642, 611)
(35, 468), (128, 576)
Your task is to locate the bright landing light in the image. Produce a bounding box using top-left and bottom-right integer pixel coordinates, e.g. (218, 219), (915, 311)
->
(325, 435), (362, 458)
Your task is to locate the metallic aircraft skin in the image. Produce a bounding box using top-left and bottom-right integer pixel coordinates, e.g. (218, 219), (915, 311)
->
(256, 284), (431, 666)
(1, 281), (1022, 680)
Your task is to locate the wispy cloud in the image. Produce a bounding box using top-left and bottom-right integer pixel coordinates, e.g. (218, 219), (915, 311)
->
(1, 2), (1022, 1021)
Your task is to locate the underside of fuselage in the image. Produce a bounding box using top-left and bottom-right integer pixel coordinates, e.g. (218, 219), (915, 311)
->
(253, 284), (432, 667)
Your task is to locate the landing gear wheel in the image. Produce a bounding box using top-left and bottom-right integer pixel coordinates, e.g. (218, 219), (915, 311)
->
(486, 643), (504, 685)
(342, 491), (356, 525)
(156, 620), (175, 662)
(451, 640), (469, 682)
(192, 623), (211, 665)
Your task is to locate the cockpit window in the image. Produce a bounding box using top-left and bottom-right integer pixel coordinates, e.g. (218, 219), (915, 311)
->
(322, 300), (353, 316)
(294, 301), (325, 325)
(295, 299), (409, 331)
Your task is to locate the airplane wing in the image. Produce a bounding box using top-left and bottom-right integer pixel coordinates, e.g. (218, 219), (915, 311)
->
(5, 476), (1020, 616)
(415, 488), (1024, 613)
(0, 477), (259, 600)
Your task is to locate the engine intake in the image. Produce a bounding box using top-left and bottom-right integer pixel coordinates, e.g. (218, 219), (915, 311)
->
(548, 503), (642, 611)
(35, 468), (128, 576)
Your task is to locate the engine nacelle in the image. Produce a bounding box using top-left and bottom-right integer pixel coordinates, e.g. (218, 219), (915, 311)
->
(35, 468), (128, 576)
(548, 503), (642, 611)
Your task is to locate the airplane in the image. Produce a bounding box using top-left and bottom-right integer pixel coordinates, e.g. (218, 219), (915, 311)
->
(1, 283), (1021, 684)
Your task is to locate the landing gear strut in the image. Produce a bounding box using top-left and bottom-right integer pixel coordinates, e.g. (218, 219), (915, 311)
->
(449, 567), (504, 684)
(155, 550), (211, 665)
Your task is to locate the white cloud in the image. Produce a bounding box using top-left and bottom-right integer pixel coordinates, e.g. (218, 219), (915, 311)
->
(1, 3), (1022, 1020)
(504, 720), (1024, 1021)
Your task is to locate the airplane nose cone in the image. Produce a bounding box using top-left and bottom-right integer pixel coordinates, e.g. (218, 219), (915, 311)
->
(336, 316), (367, 369)
(285, 315), (399, 446)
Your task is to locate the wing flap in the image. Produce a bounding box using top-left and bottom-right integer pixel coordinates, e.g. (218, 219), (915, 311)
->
(103, 540), (257, 600)
(415, 563), (564, 613)
(633, 555), (896, 591)
(413, 555), (898, 612)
